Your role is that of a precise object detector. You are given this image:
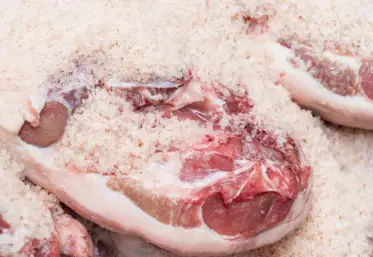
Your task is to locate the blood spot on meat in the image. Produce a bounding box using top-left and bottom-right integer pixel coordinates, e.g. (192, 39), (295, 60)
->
(19, 102), (68, 147)
(202, 192), (293, 237)
(241, 14), (271, 35)
(282, 41), (359, 96)
(359, 59), (373, 100)
(0, 215), (10, 234)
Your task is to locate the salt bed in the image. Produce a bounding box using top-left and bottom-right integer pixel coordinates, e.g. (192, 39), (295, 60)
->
(0, 0), (373, 256)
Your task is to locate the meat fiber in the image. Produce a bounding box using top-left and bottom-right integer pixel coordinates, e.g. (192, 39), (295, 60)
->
(0, 76), (312, 256)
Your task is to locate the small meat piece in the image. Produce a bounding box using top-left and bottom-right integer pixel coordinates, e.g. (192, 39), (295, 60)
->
(284, 42), (359, 97)
(0, 215), (10, 234)
(54, 214), (94, 257)
(264, 40), (373, 129)
(19, 102), (68, 147)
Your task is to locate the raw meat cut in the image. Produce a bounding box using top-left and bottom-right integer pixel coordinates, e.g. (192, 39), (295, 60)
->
(264, 39), (373, 129)
(0, 75), (311, 256)
(240, 0), (373, 129)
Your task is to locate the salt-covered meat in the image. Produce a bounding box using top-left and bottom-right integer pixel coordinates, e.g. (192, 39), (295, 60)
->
(264, 39), (373, 129)
(1, 77), (311, 256)
(241, 0), (373, 129)
(0, 180), (93, 257)
(0, 203), (93, 257)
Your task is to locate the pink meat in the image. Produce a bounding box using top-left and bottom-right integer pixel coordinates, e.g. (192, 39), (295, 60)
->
(6, 76), (311, 256)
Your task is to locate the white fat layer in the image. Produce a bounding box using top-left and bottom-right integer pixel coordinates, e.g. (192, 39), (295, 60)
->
(107, 79), (182, 89)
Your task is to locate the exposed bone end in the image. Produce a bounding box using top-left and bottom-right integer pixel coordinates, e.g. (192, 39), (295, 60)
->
(54, 214), (94, 257)
(19, 102), (68, 147)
